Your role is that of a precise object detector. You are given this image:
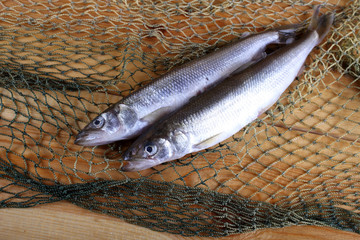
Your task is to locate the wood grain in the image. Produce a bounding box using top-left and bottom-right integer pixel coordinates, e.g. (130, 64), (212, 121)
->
(1, 200), (359, 240)
(0, 0), (359, 239)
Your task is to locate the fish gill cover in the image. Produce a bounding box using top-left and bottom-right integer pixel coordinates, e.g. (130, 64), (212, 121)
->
(0, 0), (359, 237)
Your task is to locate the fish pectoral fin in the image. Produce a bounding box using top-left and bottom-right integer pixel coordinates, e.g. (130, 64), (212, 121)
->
(258, 101), (277, 118)
(194, 132), (228, 150)
(140, 107), (173, 123)
(240, 31), (250, 38)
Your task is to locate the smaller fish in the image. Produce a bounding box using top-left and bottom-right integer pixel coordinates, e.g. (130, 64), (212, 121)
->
(75, 24), (298, 146)
(122, 7), (334, 172)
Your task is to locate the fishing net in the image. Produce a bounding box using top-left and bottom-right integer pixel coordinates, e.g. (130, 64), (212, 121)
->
(0, 0), (359, 237)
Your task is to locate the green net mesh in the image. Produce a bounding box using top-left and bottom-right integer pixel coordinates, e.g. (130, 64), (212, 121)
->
(0, 0), (359, 237)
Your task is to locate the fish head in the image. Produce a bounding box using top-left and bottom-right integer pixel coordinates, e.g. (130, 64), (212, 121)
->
(74, 104), (139, 146)
(121, 129), (189, 171)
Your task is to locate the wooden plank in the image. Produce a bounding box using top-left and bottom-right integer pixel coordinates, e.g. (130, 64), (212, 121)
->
(0, 0), (358, 239)
(0, 201), (358, 240)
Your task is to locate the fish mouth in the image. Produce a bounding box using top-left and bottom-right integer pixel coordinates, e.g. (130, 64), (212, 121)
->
(74, 131), (96, 146)
(121, 158), (160, 172)
(74, 131), (112, 146)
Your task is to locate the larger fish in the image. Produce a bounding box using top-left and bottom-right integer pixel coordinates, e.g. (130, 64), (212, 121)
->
(122, 7), (334, 171)
(75, 26), (298, 146)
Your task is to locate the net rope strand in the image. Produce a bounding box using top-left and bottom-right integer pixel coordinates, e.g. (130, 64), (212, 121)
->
(0, 0), (359, 237)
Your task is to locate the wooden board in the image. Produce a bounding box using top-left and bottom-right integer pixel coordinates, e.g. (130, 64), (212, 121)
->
(0, 0), (359, 239)
(1, 200), (359, 240)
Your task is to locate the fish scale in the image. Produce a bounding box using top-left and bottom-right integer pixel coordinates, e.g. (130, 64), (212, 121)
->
(165, 32), (320, 149)
(75, 29), (293, 146)
(181, 34), (317, 149)
(123, 33), (278, 116)
(122, 8), (334, 172)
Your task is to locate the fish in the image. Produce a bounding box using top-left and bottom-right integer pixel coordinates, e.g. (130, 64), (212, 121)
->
(121, 7), (334, 172)
(74, 26), (299, 146)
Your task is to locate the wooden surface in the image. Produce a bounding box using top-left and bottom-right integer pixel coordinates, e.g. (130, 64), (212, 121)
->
(1, 0), (359, 239)
(1, 200), (359, 240)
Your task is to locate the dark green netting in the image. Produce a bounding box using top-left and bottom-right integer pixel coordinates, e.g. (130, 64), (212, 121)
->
(0, 0), (359, 237)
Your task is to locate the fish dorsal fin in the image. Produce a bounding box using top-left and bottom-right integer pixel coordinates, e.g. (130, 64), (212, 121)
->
(140, 106), (173, 123)
(194, 131), (228, 150)
(231, 51), (267, 76)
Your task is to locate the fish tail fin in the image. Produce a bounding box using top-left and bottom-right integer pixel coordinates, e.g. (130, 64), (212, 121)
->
(309, 6), (334, 44)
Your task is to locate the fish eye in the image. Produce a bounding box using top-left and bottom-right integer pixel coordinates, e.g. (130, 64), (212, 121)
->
(92, 116), (104, 128)
(144, 144), (157, 156)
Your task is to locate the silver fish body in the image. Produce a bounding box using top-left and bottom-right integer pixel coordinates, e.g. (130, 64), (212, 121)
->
(75, 28), (297, 146)
(122, 8), (334, 171)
